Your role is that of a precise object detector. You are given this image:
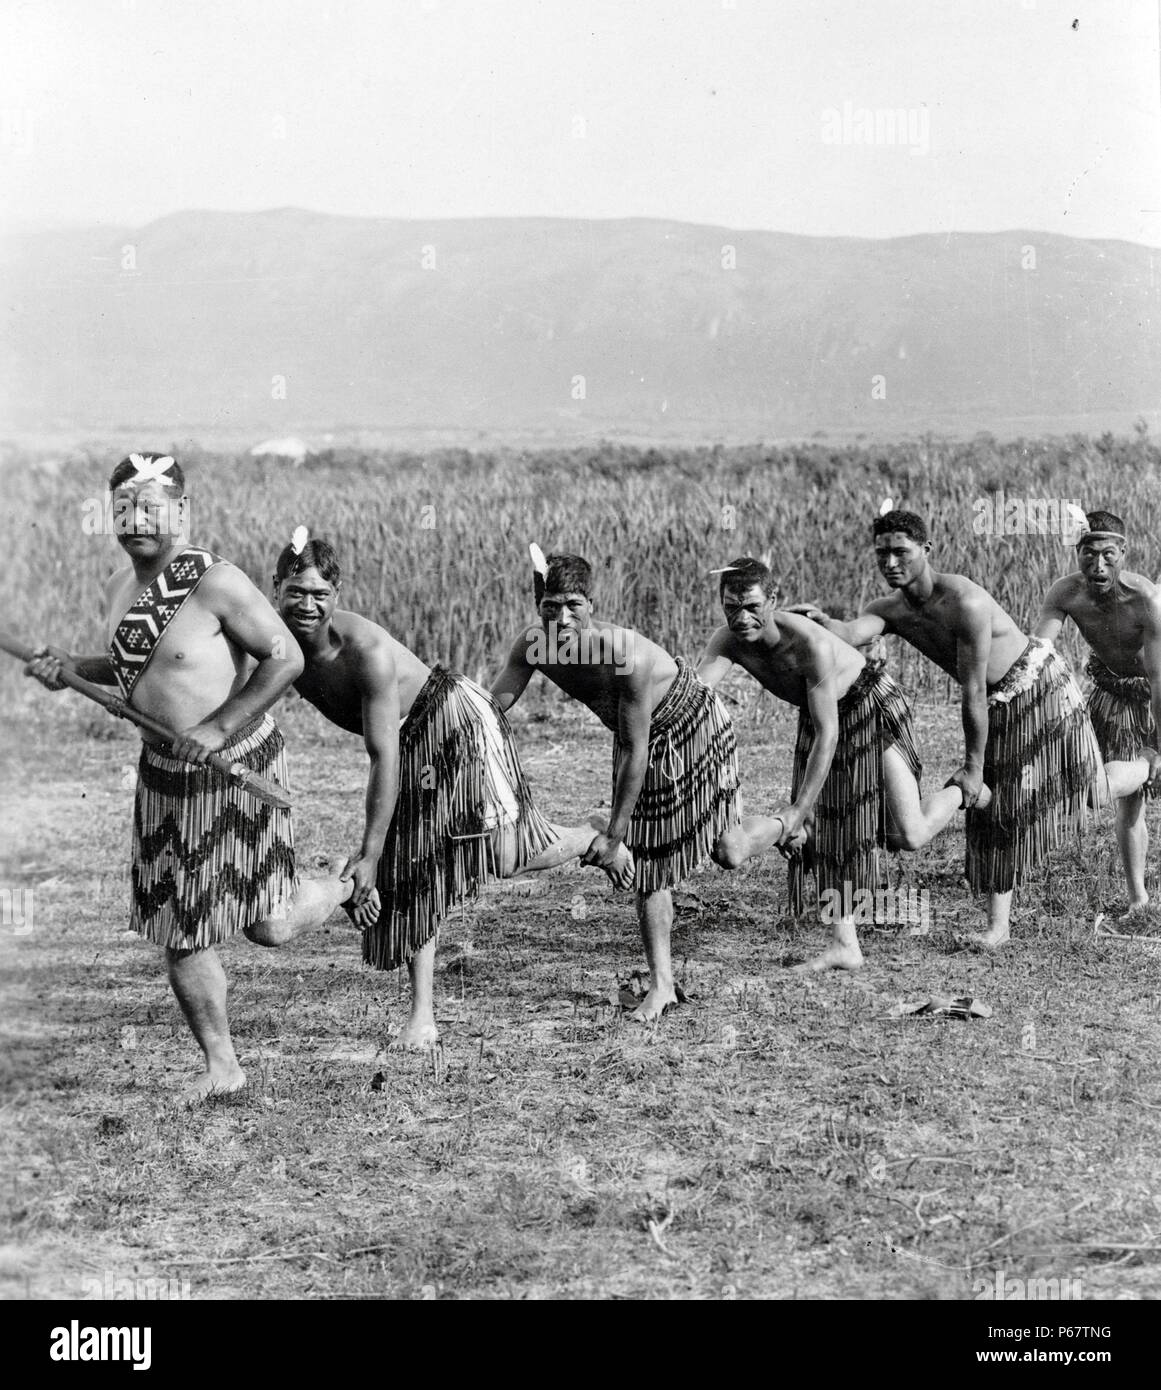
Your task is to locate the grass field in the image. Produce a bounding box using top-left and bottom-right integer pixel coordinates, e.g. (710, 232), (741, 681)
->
(3, 689), (1160, 1301)
(4, 431), (1161, 713)
(3, 434), (1160, 1302)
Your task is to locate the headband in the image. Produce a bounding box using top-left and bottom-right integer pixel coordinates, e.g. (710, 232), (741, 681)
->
(1077, 530), (1126, 547)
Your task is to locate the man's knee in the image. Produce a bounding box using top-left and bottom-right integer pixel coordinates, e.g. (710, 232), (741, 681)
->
(886, 827), (923, 853)
(712, 838), (744, 871)
(244, 917), (292, 947)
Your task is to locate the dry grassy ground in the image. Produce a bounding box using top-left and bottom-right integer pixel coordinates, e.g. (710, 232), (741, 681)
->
(2, 692), (1160, 1301)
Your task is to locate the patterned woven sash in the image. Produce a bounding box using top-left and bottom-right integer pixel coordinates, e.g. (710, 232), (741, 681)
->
(110, 547), (219, 698)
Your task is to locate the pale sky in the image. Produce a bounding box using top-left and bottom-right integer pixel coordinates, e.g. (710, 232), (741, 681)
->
(2, 0), (1159, 243)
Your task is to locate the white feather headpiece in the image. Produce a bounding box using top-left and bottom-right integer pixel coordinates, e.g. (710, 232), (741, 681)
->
(128, 453), (177, 487)
(290, 525), (309, 556)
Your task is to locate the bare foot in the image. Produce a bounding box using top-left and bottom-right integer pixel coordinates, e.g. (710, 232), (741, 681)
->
(1117, 898), (1150, 924)
(387, 1020), (441, 1052)
(790, 940), (865, 973)
(956, 926), (1010, 951)
(183, 1064), (247, 1104)
(629, 984), (678, 1022)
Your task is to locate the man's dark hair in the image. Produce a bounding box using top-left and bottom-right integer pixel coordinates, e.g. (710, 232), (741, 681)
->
(540, 553), (593, 601)
(274, 536), (342, 586)
(108, 452), (187, 493)
(719, 556), (779, 603)
(872, 509), (928, 544)
(1080, 509), (1125, 542)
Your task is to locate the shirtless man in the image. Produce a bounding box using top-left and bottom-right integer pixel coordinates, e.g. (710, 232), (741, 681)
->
(697, 556), (980, 970)
(491, 549), (785, 1021)
(25, 454), (351, 1099)
(273, 532), (620, 1050)
(1033, 510), (1161, 917)
(792, 510), (1151, 949)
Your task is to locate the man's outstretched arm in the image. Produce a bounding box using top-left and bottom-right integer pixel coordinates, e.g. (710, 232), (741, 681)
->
(695, 627), (734, 690)
(785, 601), (890, 650)
(490, 629), (537, 713)
(345, 643), (402, 911)
(780, 630), (840, 843)
(1140, 595), (1161, 792)
(1031, 579), (1071, 646)
(25, 647), (116, 688)
(950, 596), (992, 808)
(583, 660), (654, 885)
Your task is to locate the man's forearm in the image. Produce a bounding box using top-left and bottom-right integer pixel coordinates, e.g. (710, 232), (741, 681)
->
(210, 657), (301, 736)
(360, 754), (399, 860)
(961, 690), (989, 770)
(608, 747), (648, 842)
(795, 731), (838, 813)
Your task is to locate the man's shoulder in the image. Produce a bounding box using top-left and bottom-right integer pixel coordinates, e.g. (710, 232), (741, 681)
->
(1044, 571), (1086, 608)
(105, 564), (134, 594)
(774, 607), (834, 641)
(1120, 571), (1159, 601)
(936, 571), (994, 611)
(192, 558), (269, 612)
(334, 610), (404, 667)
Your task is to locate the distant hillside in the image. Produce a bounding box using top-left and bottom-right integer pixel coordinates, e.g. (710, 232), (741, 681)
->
(2, 210), (1157, 440)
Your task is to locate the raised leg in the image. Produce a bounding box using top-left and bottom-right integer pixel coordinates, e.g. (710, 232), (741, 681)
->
(495, 814), (633, 883)
(1103, 756), (1150, 802)
(244, 855), (353, 946)
(631, 889), (677, 1021)
(882, 744), (986, 850)
(388, 938), (440, 1051)
(165, 945), (246, 1100)
(712, 813), (787, 869)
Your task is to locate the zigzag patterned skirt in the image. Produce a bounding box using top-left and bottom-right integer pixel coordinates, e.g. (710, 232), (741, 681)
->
(788, 666), (922, 916)
(1087, 656), (1156, 799)
(131, 715), (296, 950)
(614, 661), (741, 894)
(965, 640), (1105, 895)
(364, 668), (556, 972)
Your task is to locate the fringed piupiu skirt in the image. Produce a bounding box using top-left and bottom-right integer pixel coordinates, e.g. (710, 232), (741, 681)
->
(788, 665), (922, 916)
(364, 667), (556, 972)
(131, 715), (296, 950)
(615, 660), (740, 894)
(1087, 656), (1156, 797)
(965, 639), (1105, 895)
